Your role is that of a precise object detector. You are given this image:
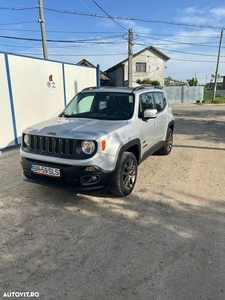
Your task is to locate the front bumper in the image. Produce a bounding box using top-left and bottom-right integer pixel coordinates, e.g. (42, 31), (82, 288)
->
(20, 157), (114, 192)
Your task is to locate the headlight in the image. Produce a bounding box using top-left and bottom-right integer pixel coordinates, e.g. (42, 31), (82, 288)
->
(81, 140), (95, 155)
(24, 134), (30, 147)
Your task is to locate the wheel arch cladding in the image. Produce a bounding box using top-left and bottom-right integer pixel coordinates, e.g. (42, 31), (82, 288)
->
(169, 121), (175, 131)
(117, 139), (141, 165)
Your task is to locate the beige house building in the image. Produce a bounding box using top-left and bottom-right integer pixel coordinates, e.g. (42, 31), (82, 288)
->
(104, 46), (170, 87)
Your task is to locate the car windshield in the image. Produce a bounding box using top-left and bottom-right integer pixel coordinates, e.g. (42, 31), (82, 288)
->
(61, 92), (134, 120)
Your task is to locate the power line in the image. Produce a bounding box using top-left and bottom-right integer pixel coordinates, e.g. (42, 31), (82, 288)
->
(0, 43), (123, 49)
(42, 7), (223, 30)
(0, 28), (123, 34)
(0, 44), (42, 48)
(134, 42), (225, 56)
(0, 5), (223, 63)
(156, 47), (225, 57)
(0, 29), (221, 48)
(2, 42), (223, 61)
(91, 0), (127, 33)
(80, 0), (117, 33)
(1, 34), (224, 57)
(7, 52), (126, 57)
(0, 6), (37, 10)
(170, 58), (225, 63)
(136, 33), (220, 39)
(0, 27), (222, 41)
(0, 26), (222, 48)
(0, 35), (126, 44)
(0, 21), (35, 26)
(0, 5), (223, 30)
(50, 53), (126, 56)
(136, 36), (220, 48)
(7, 51), (224, 63)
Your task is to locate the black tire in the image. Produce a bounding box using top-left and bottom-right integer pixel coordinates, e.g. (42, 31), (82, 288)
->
(158, 128), (173, 155)
(110, 152), (137, 197)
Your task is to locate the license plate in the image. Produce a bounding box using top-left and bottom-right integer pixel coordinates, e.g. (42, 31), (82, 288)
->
(30, 164), (60, 178)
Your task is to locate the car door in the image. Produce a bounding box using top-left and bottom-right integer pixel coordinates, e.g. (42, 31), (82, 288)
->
(153, 92), (168, 141)
(137, 92), (158, 155)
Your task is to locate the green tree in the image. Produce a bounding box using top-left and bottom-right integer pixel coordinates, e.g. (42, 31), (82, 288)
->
(210, 74), (223, 89)
(187, 77), (198, 86)
(210, 73), (222, 82)
(164, 76), (172, 85)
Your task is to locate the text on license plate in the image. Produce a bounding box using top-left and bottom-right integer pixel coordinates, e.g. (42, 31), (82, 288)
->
(30, 164), (60, 177)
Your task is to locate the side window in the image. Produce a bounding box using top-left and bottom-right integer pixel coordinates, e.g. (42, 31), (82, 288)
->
(139, 93), (154, 117)
(154, 92), (166, 112)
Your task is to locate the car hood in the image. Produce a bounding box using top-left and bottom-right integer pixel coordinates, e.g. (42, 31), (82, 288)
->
(24, 117), (128, 140)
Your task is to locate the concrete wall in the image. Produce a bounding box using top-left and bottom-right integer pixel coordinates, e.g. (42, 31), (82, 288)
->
(215, 90), (225, 95)
(0, 53), (97, 150)
(164, 86), (204, 103)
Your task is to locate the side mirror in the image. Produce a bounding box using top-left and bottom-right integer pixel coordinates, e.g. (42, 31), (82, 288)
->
(143, 109), (158, 119)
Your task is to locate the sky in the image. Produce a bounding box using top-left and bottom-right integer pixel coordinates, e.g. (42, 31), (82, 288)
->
(0, 0), (225, 84)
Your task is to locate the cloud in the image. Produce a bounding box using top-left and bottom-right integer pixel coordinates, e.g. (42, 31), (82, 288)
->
(210, 7), (225, 19)
(163, 28), (220, 51)
(176, 6), (225, 27)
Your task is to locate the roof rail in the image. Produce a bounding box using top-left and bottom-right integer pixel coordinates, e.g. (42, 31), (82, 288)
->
(82, 86), (99, 91)
(82, 86), (118, 91)
(132, 86), (145, 92)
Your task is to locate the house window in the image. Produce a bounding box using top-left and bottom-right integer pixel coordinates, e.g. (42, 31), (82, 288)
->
(136, 62), (146, 72)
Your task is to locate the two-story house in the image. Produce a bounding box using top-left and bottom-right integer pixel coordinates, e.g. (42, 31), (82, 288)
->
(104, 46), (170, 87)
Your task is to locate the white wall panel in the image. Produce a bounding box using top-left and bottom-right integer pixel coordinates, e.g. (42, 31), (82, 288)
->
(0, 52), (97, 150)
(8, 56), (65, 139)
(0, 54), (15, 149)
(64, 64), (96, 105)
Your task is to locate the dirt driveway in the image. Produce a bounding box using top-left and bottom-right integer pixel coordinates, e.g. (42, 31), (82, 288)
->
(0, 104), (225, 300)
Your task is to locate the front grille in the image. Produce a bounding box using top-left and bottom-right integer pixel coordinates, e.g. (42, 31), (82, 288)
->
(29, 136), (78, 158)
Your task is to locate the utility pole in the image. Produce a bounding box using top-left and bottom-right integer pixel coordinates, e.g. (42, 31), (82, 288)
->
(38, 0), (48, 59)
(212, 27), (224, 102)
(128, 28), (133, 87)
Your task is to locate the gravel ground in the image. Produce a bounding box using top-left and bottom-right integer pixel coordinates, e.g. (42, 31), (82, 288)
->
(0, 104), (225, 300)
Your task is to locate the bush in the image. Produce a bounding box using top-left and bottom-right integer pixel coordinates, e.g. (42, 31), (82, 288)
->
(136, 78), (160, 86)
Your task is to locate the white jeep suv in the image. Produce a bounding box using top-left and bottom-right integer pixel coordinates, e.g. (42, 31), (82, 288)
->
(20, 86), (175, 196)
